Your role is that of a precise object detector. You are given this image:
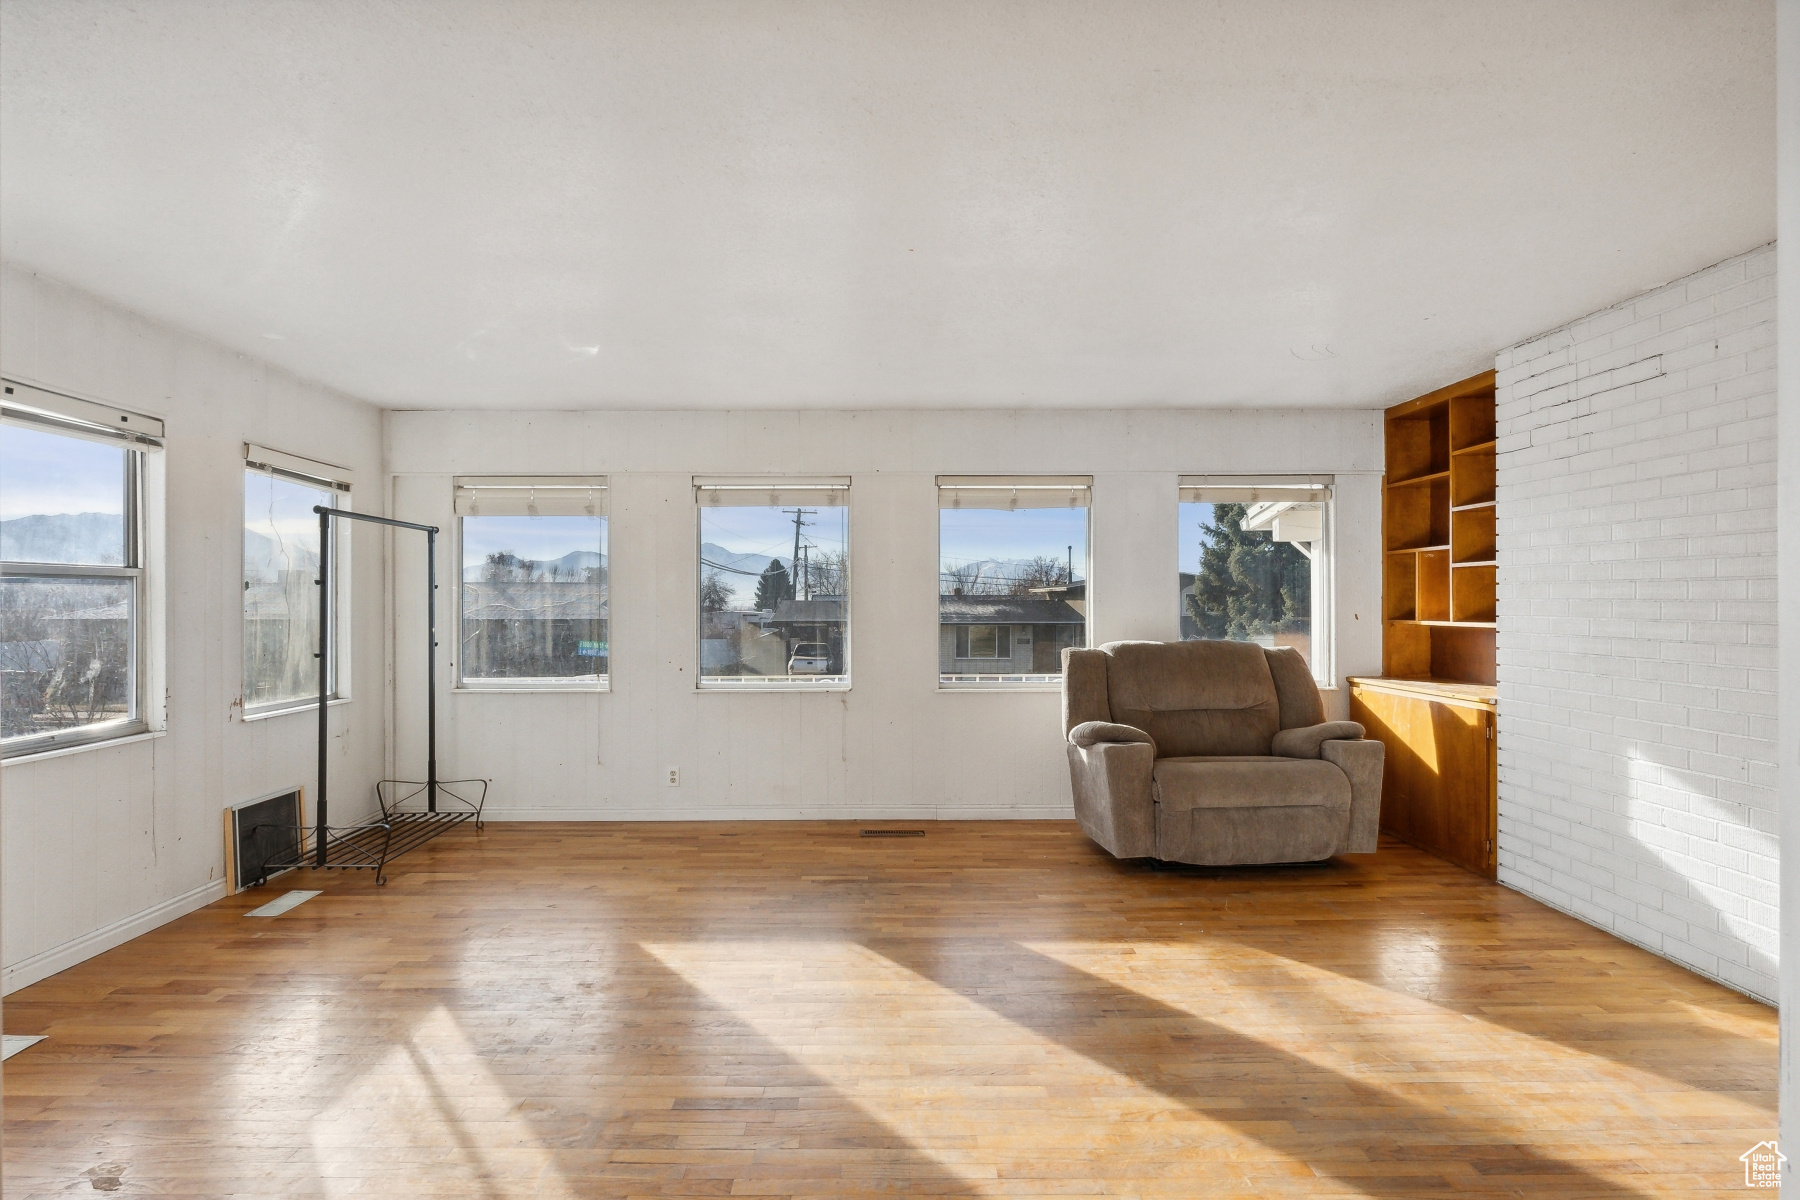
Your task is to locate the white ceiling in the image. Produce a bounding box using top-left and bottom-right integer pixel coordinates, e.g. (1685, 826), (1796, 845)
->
(0, 1), (1775, 412)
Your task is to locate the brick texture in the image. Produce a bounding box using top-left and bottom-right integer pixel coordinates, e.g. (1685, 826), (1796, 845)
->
(1495, 243), (1778, 1003)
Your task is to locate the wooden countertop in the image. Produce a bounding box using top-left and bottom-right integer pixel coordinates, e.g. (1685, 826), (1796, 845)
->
(1347, 675), (1497, 706)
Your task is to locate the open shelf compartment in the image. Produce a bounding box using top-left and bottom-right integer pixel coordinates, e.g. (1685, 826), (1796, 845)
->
(1451, 564), (1497, 625)
(1451, 505), (1496, 564)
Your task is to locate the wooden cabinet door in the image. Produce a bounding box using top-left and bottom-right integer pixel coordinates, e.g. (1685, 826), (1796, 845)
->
(1351, 685), (1496, 878)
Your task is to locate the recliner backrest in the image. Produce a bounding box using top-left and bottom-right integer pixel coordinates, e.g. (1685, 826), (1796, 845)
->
(1100, 640), (1280, 758)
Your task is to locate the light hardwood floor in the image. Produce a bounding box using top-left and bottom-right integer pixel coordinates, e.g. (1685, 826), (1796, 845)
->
(3, 823), (1775, 1198)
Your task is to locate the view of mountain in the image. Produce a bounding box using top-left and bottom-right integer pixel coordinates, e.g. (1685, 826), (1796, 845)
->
(244, 528), (319, 584)
(698, 543), (788, 579)
(462, 548), (606, 582)
(939, 556), (1084, 593)
(0, 512), (125, 565)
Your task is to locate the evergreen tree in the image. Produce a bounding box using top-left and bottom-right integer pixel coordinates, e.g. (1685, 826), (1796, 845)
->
(753, 558), (791, 611)
(1184, 503), (1309, 640)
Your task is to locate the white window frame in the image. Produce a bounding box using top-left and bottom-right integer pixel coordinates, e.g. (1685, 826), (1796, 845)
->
(454, 476), (610, 692)
(937, 475), (1091, 689)
(1177, 475), (1335, 686)
(242, 446), (354, 717)
(694, 476), (851, 692)
(1, 380), (163, 759)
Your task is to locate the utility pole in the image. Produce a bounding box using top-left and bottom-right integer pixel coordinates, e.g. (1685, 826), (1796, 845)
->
(783, 507), (815, 603)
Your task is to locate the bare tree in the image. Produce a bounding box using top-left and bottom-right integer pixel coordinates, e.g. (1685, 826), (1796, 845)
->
(804, 549), (848, 597)
(1005, 555), (1072, 595)
(699, 571), (732, 611)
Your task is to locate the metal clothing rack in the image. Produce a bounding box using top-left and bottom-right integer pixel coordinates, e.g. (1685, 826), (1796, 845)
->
(262, 506), (486, 886)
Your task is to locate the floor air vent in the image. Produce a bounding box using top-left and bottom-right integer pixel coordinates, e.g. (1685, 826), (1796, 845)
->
(861, 829), (925, 838)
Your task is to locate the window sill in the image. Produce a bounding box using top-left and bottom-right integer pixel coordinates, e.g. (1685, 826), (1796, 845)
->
(3, 728), (165, 766)
(454, 685), (611, 695)
(698, 684), (852, 694)
(241, 697), (352, 723)
(938, 683), (1064, 693)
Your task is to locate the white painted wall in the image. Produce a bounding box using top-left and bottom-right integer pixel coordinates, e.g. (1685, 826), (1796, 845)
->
(1775, 0), (1797, 1169)
(1495, 244), (1780, 1003)
(0, 265), (387, 993)
(385, 409), (1384, 820)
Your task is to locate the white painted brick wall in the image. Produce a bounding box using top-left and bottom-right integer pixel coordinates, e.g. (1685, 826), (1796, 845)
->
(1495, 242), (1778, 1003)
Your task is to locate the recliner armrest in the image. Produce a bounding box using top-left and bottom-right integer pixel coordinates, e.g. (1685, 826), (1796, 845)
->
(1069, 721), (1157, 753)
(1323, 737), (1384, 853)
(1271, 721), (1365, 759)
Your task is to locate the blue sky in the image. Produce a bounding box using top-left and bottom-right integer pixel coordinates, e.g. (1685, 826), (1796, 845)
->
(0, 424), (125, 519)
(939, 507), (1088, 577)
(1177, 502), (1218, 575)
(463, 515), (605, 568)
(701, 504), (847, 564)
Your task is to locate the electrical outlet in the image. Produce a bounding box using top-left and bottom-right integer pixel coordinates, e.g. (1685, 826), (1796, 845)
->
(666, 767), (680, 786)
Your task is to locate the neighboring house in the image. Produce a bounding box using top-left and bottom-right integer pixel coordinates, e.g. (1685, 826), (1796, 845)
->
(938, 593), (1085, 677)
(1027, 580), (1086, 618)
(700, 597), (848, 677)
(769, 596), (846, 674)
(461, 579), (609, 676)
(700, 608), (786, 676)
(243, 569), (319, 703)
(0, 598), (131, 735)
(1177, 572), (1199, 639)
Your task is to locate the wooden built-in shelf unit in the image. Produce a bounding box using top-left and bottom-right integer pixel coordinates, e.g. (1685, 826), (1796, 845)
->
(1355, 368), (1500, 879)
(1381, 370), (1497, 685)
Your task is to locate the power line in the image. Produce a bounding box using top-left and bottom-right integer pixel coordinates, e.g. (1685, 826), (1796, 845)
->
(700, 558), (771, 578)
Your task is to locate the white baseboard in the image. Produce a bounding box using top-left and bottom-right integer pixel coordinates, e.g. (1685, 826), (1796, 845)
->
(3, 877), (227, 996)
(477, 806), (1076, 822)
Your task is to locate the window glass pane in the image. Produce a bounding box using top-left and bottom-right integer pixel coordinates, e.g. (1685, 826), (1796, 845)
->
(0, 423), (127, 565)
(699, 501), (848, 687)
(461, 515), (608, 682)
(940, 500), (1087, 684)
(244, 471), (334, 708)
(1180, 499), (1317, 665)
(0, 576), (135, 740)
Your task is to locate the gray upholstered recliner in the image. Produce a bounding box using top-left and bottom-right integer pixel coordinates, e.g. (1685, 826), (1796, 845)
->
(1062, 640), (1383, 865)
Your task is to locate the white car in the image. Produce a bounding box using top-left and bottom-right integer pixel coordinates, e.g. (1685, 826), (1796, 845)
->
(786, 643), (832, 675)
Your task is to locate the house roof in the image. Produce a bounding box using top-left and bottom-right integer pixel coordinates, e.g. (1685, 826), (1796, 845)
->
(937, 595), (1085, 625)
(771, 597), (845, 624)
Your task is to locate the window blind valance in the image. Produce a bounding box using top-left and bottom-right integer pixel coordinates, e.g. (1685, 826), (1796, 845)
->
(3, 380), (164, 447)
(1177, 475), (1333, 504)
(694, 477), (850, 507)
(455, 477), (608, 517)
(937, 476), (1091, 510)
(246, 444), (354, 491)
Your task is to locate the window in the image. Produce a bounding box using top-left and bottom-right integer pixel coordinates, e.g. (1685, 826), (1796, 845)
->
(954, 625), (1012, 659)
(1179, 476), (1332, 681)
(696, 478), (849, 689)
(456, 478), (608, 689)
(1, 382), (160, 756)
(244, 447), (352, 714)
(938, 476), (1089, 686)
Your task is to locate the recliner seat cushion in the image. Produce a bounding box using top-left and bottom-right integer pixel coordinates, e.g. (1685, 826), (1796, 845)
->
(1103, 640), (1280, 758)
(1152, 756), (1352, 812)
